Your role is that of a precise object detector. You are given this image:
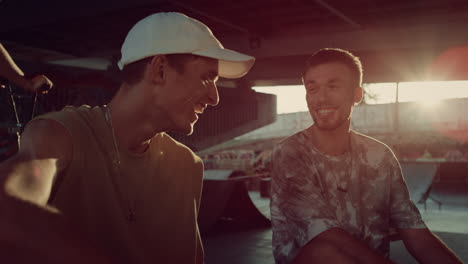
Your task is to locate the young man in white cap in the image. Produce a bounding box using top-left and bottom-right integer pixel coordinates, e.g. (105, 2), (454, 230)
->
(0, 12), (255, 263)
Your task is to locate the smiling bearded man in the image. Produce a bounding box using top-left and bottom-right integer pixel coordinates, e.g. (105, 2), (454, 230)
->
(270, 48), (462, 264)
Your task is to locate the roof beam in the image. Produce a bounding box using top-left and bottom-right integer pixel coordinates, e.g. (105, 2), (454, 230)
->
(169, 0), (251, 35)
(219, 17), (468, 59)
(313, 0), (362, 29)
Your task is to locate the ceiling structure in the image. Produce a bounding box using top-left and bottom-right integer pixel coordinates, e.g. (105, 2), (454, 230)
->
(2, 0), (468, 87)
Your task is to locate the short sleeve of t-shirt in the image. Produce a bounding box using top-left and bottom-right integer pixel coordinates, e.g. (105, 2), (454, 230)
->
(388, 154), (426, 229)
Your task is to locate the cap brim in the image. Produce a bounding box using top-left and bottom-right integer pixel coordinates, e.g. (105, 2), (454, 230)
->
(193, 48), (255, 79)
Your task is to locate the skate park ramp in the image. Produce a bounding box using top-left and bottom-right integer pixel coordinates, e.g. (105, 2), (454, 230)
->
(401, 161), (468, 208)
(198, 170), (271, 234)
(400, 162), (439, 203)
(428, 162), (468, 207)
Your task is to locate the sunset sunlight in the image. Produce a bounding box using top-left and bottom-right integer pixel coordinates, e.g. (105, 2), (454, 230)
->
(254, 81), (468, 113)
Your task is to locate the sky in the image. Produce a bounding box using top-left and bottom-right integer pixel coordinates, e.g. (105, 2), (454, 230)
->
(253, 81), (468, 114)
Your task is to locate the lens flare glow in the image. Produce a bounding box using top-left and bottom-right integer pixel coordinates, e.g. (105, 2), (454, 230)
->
(254, 81), (468, 114)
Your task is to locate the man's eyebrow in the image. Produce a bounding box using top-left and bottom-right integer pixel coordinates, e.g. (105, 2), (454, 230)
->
(207, 71), (219, 80)
(305, 78), (342, 85)
(327, 78), (342, 83)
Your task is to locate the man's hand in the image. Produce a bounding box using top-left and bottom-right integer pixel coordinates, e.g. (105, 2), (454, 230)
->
(27, 74), (53, 93)
(2, 74), (54, 94)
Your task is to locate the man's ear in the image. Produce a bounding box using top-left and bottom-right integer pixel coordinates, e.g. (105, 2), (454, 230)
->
(354, 86), (363, 104)
(145, 55), (166, 84)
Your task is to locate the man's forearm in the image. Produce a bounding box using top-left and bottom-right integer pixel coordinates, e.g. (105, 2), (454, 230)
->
(0, 195), (115, 263)
(309, 228), (393, 264)
(400, 228), (462, 264)
(2, 157), (57, 206)
(0, 43), (32, 90)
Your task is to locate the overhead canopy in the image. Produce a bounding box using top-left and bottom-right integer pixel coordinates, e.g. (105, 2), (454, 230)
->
(2, 0), (468, 85)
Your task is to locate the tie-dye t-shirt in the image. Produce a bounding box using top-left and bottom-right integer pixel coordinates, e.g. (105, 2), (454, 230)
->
(270, 128), (426, 264)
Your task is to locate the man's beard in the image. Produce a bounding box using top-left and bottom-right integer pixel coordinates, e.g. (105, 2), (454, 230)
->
(311, 114), (351, 132)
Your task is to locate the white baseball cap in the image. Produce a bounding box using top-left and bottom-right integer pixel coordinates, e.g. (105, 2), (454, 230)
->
(118, 12), (255, 78)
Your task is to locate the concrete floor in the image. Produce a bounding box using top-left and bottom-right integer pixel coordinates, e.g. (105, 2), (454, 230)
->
(204, 228), (468, 264)
(203, 192), (468, 264)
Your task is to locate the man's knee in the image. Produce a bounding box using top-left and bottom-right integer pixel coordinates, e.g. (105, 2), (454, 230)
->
(293, 239), (357, 264)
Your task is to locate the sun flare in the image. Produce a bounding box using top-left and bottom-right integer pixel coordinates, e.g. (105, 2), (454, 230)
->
(253, 81), (468, 114)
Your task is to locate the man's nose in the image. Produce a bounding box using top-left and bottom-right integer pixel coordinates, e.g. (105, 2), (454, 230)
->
(316, 87), (329, 103)
(207, 82), (219, 106)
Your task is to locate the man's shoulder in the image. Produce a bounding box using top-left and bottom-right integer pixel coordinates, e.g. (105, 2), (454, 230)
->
(352, 130), (392, 151)
(32, 105), (105, 141)
(158, 133), (202, 164)
(35, 105), (96, 124)
(351, 130), (397, 164)
(274, 130), (307, 154)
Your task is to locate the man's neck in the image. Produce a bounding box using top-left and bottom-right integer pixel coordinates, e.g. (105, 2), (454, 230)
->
(107, 86), (159, 155)
(308, 124), (351, 156)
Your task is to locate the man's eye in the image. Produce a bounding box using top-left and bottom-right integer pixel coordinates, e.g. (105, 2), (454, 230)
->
(307, 86), (317, 93)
